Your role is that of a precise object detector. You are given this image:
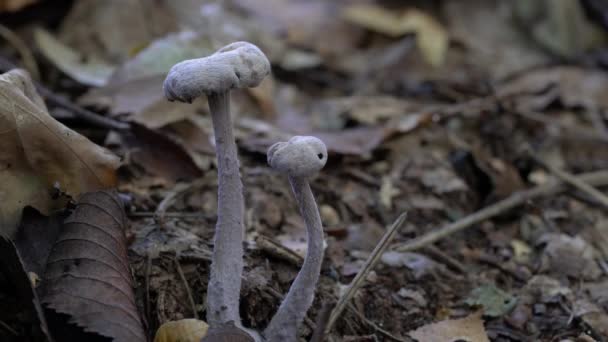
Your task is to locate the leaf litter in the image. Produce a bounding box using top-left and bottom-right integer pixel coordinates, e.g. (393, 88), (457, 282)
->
(2, 0), (608, 341)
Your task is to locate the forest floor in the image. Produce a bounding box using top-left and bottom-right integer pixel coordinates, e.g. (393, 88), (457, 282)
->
(1, 1), (608, 341)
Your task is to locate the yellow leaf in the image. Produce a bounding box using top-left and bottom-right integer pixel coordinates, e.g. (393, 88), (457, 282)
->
(343, 4), (448, 67)
(154, 319), (209, 342)
(0, 69), (119, 236)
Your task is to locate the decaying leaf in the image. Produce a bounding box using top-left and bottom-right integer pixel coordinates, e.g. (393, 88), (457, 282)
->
(343, 5), (448, 66)
(0, 237), (52, 341)
(465, 284), (517, 318)
(34, 28), (115, 87)
(539, 233), (603, 280)
(154, 319), (209, 342)
(0, 0), (37, 13)
(40, 191), (146, 342)
(408, 311), (490, 342)
(0, 69), (120, 236)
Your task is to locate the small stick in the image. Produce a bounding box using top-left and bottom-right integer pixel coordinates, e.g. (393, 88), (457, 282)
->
(174, 256), (199, 319)
(326, 212), (407, 334)
(394, 170), (608, 254)
(529, 153), (608, 209)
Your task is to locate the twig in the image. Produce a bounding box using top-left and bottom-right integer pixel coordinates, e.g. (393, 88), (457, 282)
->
(345, 303), (409, 342)
(513, 109), (608, 143)
(326, 212), (407, 334)
(0, 319), (18, 337)
(529, 153), (608, 209)
(174, 256), (199, 319)
(0, 24), (39, 79)
(394, 170), (608, 254)
(310, 302), (334, 342)
(155, 178), (208, 229)
(0, 56), (129, 131)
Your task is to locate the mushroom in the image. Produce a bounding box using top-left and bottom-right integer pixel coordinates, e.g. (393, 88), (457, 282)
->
(264, 136), (328, 342)
(163, 42), (271, 329)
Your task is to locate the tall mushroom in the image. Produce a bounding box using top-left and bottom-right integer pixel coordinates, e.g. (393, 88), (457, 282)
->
(264, 136), (328, 342)
(163, 42), (270, 329)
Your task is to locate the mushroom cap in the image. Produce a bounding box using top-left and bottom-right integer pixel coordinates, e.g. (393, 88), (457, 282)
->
(163, 41), (271, 103)
(267, 136), (327, 178)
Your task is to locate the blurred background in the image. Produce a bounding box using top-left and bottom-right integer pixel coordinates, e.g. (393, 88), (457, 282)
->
(2, 0), (608, 341)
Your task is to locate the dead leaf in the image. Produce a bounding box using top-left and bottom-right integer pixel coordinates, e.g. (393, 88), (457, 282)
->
(465, 285), (517, 318)
(444, 0), (550, 80)
(40, 190), (146, 342)
(0, 0), (37, 13)
(539, 233), (603, 280)
(513, 0), (608, 58)
(14, 207), (64, 277)
(0, 69), (120, 236)
(154, 319), (209, 342)
(382, 251), (443, 279)
(58, 0), (177, 63)
(0, 237), (52, 341)
(498, 66), (608, 111)
(408, 311), (490, 342)
(343, 5), (448, 66)
(123, 124), (203, 182)
(34, 28), (116, 87)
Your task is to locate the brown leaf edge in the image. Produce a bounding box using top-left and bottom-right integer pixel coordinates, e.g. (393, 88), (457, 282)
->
(0, 237), (53, 341)
(40, 190), (146, 342)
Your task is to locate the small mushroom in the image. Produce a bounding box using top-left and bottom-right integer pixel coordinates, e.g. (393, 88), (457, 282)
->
(264, 136), (328, 342)
(163, 42), (270, 329)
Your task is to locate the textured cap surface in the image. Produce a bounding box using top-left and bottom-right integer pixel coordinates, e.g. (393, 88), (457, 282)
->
(163, 41), (270, 103)
(267, 136), (327, 178)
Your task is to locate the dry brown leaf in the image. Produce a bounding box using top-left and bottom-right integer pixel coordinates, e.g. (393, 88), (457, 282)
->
(154, 319), (209, 342)
(343, 5), (448, 66)
(0, 0), (37, 12)
(0, 69), (119, 236)
(408, 311), (490, 342)
(40, 191), (146, 342)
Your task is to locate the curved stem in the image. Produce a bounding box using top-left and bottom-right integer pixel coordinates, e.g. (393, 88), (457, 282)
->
(264, 176), (324, 342)
(206, 92), (244, 326)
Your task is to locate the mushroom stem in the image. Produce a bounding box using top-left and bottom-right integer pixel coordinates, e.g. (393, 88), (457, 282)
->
(206, 91), (245, 326)
(264, 176), (324, 342)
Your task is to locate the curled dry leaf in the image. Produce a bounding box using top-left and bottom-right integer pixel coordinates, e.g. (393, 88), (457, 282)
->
(154, 319), (209, 342)
(408, 310), (490, 342)
(0, 69), (119, 236)
(40, 190), (146, 342)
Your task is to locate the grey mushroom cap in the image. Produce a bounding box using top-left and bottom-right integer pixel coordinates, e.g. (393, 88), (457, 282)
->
(163, 41), (271, 103)
(267, 136), (327, 178)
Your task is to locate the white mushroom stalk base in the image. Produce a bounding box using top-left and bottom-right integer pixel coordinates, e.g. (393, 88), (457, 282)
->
(264, 176), (325, 342)
(206, 92), (245, 327)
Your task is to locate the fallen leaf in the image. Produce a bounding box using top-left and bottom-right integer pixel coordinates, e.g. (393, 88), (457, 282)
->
(34, 28), (115, 87)
(513, 0), (607, 58)
(408, 311), (490, 342)
(14, 207), (64, 277)
(573, 299), (608, 339)
(444, 0), (549, 80)
(154, 319), (209, 342)
(58, 0), (177, 63)
(382, 251), (443, 279)
(0, 237), (52, 341)
(40, 191), (146, 342)
(344, 5), (448, 66)
(0, 0), (37, 13)
(539, 233), (603, 280)
(123, 123), (203, 182)
(0, 69), (120, 236)
(465, 284), (517, 318)
(498, 66), (608, 111)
